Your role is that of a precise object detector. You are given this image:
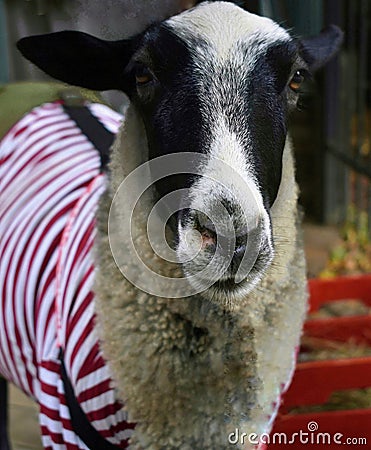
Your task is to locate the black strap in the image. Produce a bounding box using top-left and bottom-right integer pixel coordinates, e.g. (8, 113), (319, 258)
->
(60, 351), (121, 450)
(63, 105), (115, 171)
(0, 377), (11, 450)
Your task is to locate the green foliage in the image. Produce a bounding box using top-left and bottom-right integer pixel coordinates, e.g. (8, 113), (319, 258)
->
(320, 204), (371, 277)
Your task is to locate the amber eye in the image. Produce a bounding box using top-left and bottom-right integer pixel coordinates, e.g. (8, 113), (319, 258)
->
(135, 66), (154, 86)
(289, 70), (305, 92)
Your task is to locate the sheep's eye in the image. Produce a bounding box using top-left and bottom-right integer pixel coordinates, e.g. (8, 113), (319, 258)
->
(135, 66), (154, 86)
(289, 70), (305, 92)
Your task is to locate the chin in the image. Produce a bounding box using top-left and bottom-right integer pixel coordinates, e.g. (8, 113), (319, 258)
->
(182, 249), (274, 307)
(199, 272), (263, 306)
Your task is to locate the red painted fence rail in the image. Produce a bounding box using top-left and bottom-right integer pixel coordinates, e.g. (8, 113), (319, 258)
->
(269, 274), (371, 449)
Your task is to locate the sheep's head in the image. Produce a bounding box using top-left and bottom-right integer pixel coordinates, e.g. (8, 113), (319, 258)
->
(17, 2), (342, 304)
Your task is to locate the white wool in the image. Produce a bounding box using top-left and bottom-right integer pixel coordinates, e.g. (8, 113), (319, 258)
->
(94, 105), (307, 450)
(167, 1), (290, 62)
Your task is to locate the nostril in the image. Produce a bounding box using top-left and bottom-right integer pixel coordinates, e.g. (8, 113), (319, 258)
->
(194, 212), (217, 249)
(232, 240), (247, 268)
(199, 228), (216, 249)
(235, 230), (248, 246)
(191, 209), (260, 254)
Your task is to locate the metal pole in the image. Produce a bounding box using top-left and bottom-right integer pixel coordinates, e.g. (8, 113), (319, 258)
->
(0, 0), (9, 83)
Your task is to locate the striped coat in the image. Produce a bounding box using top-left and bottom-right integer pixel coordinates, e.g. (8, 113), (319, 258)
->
(0, 101), (135, 449)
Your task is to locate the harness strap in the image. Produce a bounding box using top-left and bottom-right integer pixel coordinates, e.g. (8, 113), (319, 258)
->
(63, 104), (115, 171)
(0, 378), (11, 450)
(60, 352), (121, 450)
(57, 106), (121, 447)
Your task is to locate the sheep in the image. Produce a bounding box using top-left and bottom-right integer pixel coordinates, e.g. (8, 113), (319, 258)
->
(1, 2), (343, 449)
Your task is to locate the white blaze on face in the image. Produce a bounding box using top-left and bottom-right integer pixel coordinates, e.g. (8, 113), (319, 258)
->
(189, 118), (266, 234)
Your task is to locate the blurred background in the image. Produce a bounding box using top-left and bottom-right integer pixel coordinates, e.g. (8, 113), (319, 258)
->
(0, 1), (370, 449)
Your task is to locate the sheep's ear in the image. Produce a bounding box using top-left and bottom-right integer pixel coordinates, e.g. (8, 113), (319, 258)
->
(17, 31), (137, 91)
(299, 25), (343, 71)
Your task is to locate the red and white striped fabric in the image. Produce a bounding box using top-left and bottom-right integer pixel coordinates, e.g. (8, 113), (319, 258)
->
(0, 101), (135, 448)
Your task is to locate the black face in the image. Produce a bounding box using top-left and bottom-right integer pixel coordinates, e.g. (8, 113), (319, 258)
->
(15, 11), (342, 216)
(123, 25), (207, 206)
(120, 24), (307, 213)
(240, 41), (307, 208)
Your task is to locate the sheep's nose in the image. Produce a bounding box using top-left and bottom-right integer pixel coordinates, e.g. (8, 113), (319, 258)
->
(194, 211), (250, 256)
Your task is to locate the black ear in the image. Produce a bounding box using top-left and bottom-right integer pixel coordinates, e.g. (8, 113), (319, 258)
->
(299, 25), (343, 71)
(17, 31), (138, 91)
